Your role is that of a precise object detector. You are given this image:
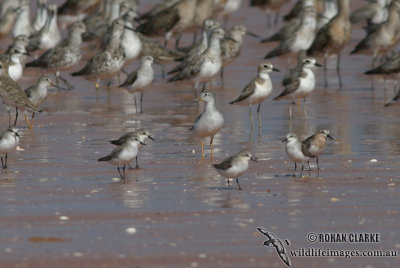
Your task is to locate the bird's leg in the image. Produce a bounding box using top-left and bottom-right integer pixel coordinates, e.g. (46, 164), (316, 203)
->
(236, 177), (242, 190)
(300, 164), (304, 177)
(257, 103), (262, 134)
(4, 154), (7, 169)
(371, 54), (376, 90)
(336, 53), (343, 89)
(117, 165), (123, 179)
(134, 93), (138, 113)
(249, 105), (254, 131)
(201, 139), (204, 158)
(24, 111), (33, 130)
(303, 98), (308, 119)
(123, 165), (126, 180)
(293, 162), (297, 177)
(135, 156), (139, 169)
(220, 67), (224, 87)
(316, 157), (320, 171)
(95, 78), (100, 90)
(227, 178), (231, 189)
(210, 137), (214, 159)
(14, 108), (18, 127)
(140, 92), (144, 113)
(1, 155), (4, 169)
(289, 104), (293, 132)
(175, 33), (182, 50)
(324, 54), (328, 88)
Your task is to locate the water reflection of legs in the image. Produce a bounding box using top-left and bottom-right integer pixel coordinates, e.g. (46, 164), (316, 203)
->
(249, 105), (254, 131)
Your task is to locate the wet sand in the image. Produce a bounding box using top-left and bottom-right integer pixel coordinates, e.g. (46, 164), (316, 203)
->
(0, 1), (399, 267)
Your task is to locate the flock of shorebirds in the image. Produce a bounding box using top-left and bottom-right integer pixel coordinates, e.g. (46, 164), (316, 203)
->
(0, 0), (399, 190)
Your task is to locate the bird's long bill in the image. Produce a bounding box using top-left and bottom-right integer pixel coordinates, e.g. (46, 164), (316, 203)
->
(148, 135), (155, 141)
(327, 134), (334, 140)
(272, 67), (280, 72)
(315, 62), (323, 67)
(251, 156), (258, 162)
(282, 138), (288, 143)
(139, 141), (147, 146)
(246, 30), (260, 38)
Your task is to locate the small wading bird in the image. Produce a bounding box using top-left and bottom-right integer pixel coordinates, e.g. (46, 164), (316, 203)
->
(213, 149), (257, 190)
(0, 127), (20, 169)
(229, 62), (279, 132)
(301, 129), (334, 171)
(190, 92), (224, 159)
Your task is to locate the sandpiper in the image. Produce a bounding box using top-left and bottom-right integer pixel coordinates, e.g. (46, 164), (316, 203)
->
(136, 0), (198, 47)
(98, 136), (145, 181)
(307, 0), (351, 88)
(264, 6), (317, 60)
(71, 18), (126, 90)
(190, 92), (224, 159)
(0, 127), (20, 169)
(230, 62), (279, 131)
(26, 21), (86, 89)
(168, 27), (226, 96)
(350, 0), (389, 26)
(32, 0), (48, 32)
(24, 76), (60, 130)
(221, 25), (259, 79)
(273, 58), (321, 118)
(301, 129), (333, 171)
(121, 10), (142, 62)
(109, 128), (154, 169)
(119, 55), (156, 113)
(12, 0), (30, 38)
(282, 133), (310, 177)
(213, 149), (257, 190)
(351, 1), (400, 70)
(5, 35), (29, 58)
(0, 56), (41, 127)
(27, 4), (61, 51)
(7, 48), (26, 82)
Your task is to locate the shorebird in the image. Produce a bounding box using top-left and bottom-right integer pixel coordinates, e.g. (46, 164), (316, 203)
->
(273, 58), (321, 118)
(7, 48), (26, 82)
(26, 21), (86, 89)
(0, 6), (18, 38)
(136, 0), (198, 47)
(0, 56), (41, 128)
(364, 51), (400, 91)
(307, 0), (351, 88)
(301, 129), (333, 171)
(32, 0), (48, 32)
(12, 0), (30, 38)
(264, 6), (317, 60)
(98, 136), (145, 181)
(282, 133), (309, 177)
(137, 0), (180, 22)
(28, 4), (61, 51)
(213, 149), (257, 190)
(168, 27), (226, 96)
(71, 18), (126, 90)
(5, 35), (29, 58)
(0, 127), (20, 169)
(250, 0), (290, 28)
(229, 62), (279, 131)
(58, 0), (103, 25)
(109, 128), (154, 169)
(221, 25), (259, 80)
(121, 10), (142, 62)
(190, 92), (224, 159)
(119, 55), (156, 113)
(350, 0), (389, 26)
(24, 76), (60, 130)
(351, 1), (400, 70)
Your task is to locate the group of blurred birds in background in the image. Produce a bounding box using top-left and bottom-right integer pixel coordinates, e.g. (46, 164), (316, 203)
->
(0, 0), (398, 189)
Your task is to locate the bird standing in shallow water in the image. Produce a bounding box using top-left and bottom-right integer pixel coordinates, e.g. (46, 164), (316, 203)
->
(213, 149), (257, 190)
(301, 129), (334, 171)
(282, 133), (310, 177)
(190, 92), (224, 159)
(0, 127), (20, 169)
(119, 56), (157, 113)
(230, 62), (279, 132)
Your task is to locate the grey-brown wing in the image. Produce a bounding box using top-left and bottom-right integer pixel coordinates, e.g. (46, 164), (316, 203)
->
(110, 132), (135, 145)
(230, 78), (256, 104)
(120, 71), (138, 87)
(24, 85), (34, 98)
(189, 113), (203, 131)
(214, 156), (235, 171)
(301, 135), (315, 158)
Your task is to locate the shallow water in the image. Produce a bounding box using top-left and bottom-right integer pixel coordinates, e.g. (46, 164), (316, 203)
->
(0, 1), (399, 267)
